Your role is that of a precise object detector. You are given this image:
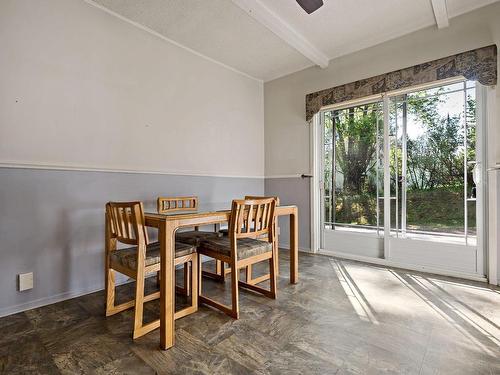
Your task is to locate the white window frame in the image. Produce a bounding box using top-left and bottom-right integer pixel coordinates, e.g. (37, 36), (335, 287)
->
(310, 77), (496, 283)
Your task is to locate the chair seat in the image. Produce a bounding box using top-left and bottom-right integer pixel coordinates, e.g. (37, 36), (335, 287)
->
(176, 230), (221, 246)
(220, 228), (270, 242)
(110, 241), (196, 271)
(199, 237), (272, 260)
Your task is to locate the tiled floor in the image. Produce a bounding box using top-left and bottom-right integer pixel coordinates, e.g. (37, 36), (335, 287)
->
(1, 252), (499, 374)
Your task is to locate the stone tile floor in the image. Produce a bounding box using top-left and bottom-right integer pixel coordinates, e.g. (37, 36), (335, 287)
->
(1, 252), (499, 374)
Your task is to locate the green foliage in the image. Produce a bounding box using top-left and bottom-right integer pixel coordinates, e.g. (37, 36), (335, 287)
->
(334, 192), (378, 226)
(405, 90), (469, 190)
(406, 188), (476, 234)
(324, 82), (477, 233)
(325, 104), (381, 195)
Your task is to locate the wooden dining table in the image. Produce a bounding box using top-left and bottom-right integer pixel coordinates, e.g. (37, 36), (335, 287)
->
(144, 204), (298, 350)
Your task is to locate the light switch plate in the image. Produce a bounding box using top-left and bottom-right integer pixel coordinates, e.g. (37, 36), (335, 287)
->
(18, 272), (33, 291)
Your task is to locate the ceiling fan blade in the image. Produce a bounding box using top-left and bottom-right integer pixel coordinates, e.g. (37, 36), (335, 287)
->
(296, 0), (324, 14)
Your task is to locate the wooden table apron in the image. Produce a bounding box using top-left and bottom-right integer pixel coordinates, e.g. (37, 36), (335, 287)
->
(144, 205), (298, 350)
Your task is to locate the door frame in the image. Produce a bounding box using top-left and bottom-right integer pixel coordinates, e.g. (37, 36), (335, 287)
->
(310, 112), (321, 253)
(309, 77), (496, 283)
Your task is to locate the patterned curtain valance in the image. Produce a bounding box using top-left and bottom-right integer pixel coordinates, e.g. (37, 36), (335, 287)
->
(305, 45), (497, 121)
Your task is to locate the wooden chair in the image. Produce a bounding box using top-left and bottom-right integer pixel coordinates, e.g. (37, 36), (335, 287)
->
(218, 196), (280, 285)
(105, 201), (198, 339)
(157, 196), (221, 284)
(197, 198), (278, 319)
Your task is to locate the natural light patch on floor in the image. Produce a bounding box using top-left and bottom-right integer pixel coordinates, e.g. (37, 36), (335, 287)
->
(413, 275), (500, 349)
(390, 272), (496, 356)
(329, 258), (499, 357)
(330, 259), (379, 325)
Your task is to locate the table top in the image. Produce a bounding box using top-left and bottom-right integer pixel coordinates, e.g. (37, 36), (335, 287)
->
(144, 204), (297, 220)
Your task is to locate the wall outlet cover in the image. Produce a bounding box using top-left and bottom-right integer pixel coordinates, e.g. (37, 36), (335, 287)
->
(18, 272), (33, 291)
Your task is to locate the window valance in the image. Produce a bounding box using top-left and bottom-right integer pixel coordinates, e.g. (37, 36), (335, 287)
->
(305, 45), (497, 121)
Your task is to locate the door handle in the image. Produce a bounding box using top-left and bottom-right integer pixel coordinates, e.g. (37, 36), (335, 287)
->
(301, 174), (313, 178)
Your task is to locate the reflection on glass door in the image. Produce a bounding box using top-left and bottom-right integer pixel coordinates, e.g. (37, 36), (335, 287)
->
(320, 79), (485, 275)
(322, 102), (383, 234)
(389, 81), (480, 245)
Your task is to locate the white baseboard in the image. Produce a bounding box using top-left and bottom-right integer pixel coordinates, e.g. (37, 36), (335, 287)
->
(0, 274), (154, 318)
(0, 259), (216, 319)
(0, 283), (105, 318)
(319, 249), (488, 283)
(279, 243), (312, 253)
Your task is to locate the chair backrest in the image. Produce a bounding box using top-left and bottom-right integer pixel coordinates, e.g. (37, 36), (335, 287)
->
(229, 198), (276, 240)
(157, 196), (198, 214)
(106, 201), (148, 246)
(244, 195), (280, 206)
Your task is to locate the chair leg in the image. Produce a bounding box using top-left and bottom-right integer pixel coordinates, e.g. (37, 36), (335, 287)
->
(221, 261), (232, 278)
(133, 269), (146, 339)
(184, 262), (191, 297)
(201, 259), (225, 282)
(245, 264), (252, 282)
(174, 255), (199, 320)
(275, 221), (279, 276)
(224, 263), (233, 277)
(198, 254), (203, 298)
(191, 255), (198, 310)
(105, 267), (116, 316)
(230, 259), (240, 319)
(269, 255), (277, 299)
(275, 246), (279, 276)
(198, 257), (238, 319)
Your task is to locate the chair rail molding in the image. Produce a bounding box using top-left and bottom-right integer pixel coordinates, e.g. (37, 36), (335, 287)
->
(264, 174), (305, 179)
(0, 161), (265, 179)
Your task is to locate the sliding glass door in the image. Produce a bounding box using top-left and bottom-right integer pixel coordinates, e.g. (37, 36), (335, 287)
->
(320, 79), (485, 276)
(322, 101), (383, 233)
(320, 99), (385, 258)
(388, 81), (481, 243)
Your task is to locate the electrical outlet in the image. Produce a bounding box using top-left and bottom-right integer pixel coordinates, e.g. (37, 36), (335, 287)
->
(18, 272), (33, 291)
(277, 226), (281, 235)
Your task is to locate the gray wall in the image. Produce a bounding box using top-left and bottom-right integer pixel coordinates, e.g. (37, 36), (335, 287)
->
(265, 177), (310, 250)
(0, 0), (266, 316)
(0, 167), (263, 317)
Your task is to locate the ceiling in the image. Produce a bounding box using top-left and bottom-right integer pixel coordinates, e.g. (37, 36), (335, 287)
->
(91, 0), (499, 82)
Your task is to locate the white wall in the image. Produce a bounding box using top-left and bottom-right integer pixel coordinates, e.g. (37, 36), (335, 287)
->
(0, 0), (264, 178)
(264, 2), (500, 279)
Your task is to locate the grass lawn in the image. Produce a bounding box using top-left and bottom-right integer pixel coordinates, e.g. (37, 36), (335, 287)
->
(331, 187), (476, 235)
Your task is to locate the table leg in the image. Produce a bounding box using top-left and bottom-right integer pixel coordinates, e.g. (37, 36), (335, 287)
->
(290, 210), (298, 284)
(159, 221), (175, 350)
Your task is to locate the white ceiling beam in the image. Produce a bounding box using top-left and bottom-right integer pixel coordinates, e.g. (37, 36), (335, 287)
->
(231, 0), (329, 68)
(431, 0), (449, 29)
